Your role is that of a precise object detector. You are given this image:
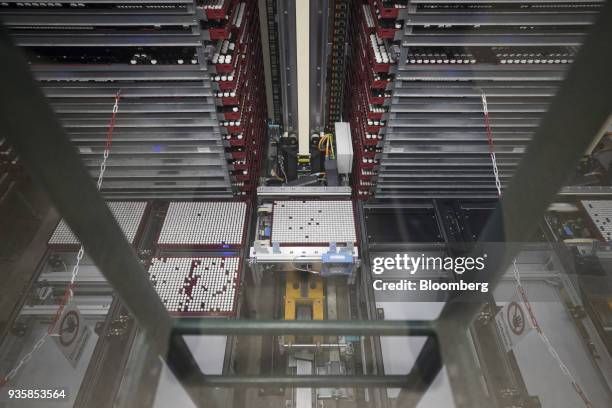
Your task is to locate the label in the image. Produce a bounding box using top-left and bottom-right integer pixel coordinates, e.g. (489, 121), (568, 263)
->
(51, 305), (92, 368)
(495, 294), (533, 352)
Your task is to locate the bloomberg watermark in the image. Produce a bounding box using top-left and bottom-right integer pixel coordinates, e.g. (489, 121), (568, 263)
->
(371, 253), (489, 294)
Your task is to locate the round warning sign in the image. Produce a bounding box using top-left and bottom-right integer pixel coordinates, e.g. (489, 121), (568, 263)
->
(507, 301), (525, 336)
(58, 310), (80, 347)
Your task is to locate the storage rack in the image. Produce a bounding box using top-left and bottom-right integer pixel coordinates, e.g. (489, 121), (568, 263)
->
(204, 0), (267, 197)
(0, 0), (263, 199)
(326, 0), (351, 129)
(345, 0), (603, 199)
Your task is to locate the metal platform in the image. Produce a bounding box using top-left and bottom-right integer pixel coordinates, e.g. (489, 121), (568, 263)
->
(148, 257), (240, 316)
(157, 201), (247, 248)
(48, 201), (147, 247)
(270, 200), (357, 245)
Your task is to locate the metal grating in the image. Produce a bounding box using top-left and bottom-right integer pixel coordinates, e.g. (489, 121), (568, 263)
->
(271, 200), (357, 245)
(48, 201), (147, 246)
(148, 257), (240, 316)
(157, 201), (247, 248)
(582, 200), (612, 241)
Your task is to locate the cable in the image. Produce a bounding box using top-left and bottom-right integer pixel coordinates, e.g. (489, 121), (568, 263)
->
(291, 255), (321, 275)
(278, 154), (288, 183)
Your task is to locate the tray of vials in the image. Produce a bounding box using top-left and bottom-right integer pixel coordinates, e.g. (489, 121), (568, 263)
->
(270, 200), (357, 245)
(148, 256), (240, 316)
(48, 201), (148, 248)
(157, 201), (247, 248)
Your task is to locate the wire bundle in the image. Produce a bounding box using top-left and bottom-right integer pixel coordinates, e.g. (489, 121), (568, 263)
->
(318, 133), (336, 160)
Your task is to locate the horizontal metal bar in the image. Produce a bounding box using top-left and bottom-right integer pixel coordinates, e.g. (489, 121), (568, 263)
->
(100, 191), (234, 199)
(389, 102), (548, 113)
(401, 34), (585, 46)
(20, 304), (111, 316)
(385, 131), (533, 142)
(190, 375), (417, 388)
(42, 82), (211, 98)
(256, 186), (353, 197)
(559, 185), (612, 195)
(96, 180), (231, 189)
(393, 84), (558, 98)
(13, 33), (202, 47)
(172, 319), (436, 336)
(1, 13), (196, 27)
(51, 101), (217, 114)
(0, 0), (193, 3)
(34, 67), (208, 81)
(404, 12), (597, 26)
(411, 0), (603, 4)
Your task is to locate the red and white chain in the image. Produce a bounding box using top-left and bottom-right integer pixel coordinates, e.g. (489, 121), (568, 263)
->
(512, 260), (593, 407)
(0, 91), (121, 387)
(481, 90), (592, 407)
(480, 92), (502, 196)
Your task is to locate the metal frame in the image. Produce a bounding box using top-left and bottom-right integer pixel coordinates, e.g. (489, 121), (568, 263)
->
(1, 2), (612, 408)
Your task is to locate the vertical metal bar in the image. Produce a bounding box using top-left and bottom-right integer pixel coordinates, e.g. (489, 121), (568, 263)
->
(396, 3), (612, 406)
(0, 26), (207, 408)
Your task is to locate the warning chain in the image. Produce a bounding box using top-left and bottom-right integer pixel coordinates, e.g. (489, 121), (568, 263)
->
(482, 90), (593, 408)
(0, 91), (121, 387)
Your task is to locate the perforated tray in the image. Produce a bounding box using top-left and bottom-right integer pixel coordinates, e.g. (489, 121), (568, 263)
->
(148, 257), (240, 316)
(271, 200), (357, 245)
(157, 201), (247, 248)
(48, 201), (148, 247)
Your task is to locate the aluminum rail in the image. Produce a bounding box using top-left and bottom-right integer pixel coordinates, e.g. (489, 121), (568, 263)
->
(400, 34), (585, 47)
(1, 14), (196, 27)
(0, 0), (192, 3)
(189, 375), (416, 388)
(173, 319), (436, 336)
(411, 0), (603, 3)
(13, 34), (202, 47)
(403, 12), (597, 27)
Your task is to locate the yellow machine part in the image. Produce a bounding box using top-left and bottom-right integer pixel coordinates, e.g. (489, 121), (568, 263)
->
(284, 270), (325, 344)
(284, 270), (325, 321)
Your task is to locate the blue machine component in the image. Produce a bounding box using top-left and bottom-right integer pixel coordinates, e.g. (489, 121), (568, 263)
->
(263, 226), (271, 237)
(321, 243), (354, 277)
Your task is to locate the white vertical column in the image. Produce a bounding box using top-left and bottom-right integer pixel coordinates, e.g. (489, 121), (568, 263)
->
(295, 0), (310, 157)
